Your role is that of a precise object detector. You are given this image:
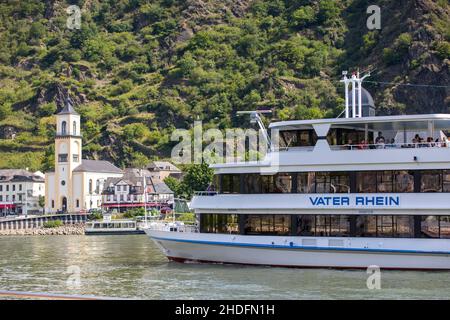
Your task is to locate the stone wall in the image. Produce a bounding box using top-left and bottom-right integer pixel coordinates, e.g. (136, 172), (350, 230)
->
(0, 223), (85, 236)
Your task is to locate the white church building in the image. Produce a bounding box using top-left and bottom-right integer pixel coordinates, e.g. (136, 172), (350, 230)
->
(45, 100), (123, 214)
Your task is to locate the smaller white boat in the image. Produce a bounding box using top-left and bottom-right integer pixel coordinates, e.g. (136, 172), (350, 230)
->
(85, 215), (145, 235)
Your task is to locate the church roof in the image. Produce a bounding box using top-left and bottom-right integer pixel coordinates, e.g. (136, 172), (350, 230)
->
(73, 160), (122, 174)
(58, 98), (79, 115)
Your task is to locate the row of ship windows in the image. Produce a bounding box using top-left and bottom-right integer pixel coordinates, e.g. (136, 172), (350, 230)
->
(217, 170), (450, 194)
(200, 214), (450, 239)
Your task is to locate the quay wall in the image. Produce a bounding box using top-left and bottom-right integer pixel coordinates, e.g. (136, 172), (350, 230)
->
(0, 214), (87, 236)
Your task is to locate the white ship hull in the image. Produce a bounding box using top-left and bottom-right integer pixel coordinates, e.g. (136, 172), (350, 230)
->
(146, 229), (450, 270)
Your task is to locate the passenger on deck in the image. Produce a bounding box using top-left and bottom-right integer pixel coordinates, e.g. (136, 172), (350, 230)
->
(358, 140), (368, 150)
(375, 132), (385, 144)
(386, 138), (396, 148)
(345, 139), (354, 150)
(414, 134), (422, 142)
(426, 137), (435, 147)
(435, 138), (441, 147)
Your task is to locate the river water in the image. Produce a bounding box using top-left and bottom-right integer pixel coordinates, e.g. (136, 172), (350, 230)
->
(0, 235), (449, 299)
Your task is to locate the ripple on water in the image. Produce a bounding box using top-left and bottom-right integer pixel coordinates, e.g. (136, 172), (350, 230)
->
(1, 235), (450, 299)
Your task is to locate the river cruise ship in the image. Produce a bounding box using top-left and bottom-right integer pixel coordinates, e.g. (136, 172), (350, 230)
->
(145, 73), (450, 270)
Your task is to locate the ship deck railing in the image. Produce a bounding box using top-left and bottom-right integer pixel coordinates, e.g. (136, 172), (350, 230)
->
(330, 142), (450, 151)
(193, 191), (218, 196)
(146, 221), (199, 233)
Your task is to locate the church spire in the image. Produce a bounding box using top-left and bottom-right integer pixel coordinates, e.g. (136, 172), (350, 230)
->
(58, 96), (79, 115)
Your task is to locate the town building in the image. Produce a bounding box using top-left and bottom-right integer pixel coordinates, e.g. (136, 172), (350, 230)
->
(0, 169), (45, 216)
(45, 100), (123, 214)
(102, 168), (174, 213)
(147, 161), (182, 180)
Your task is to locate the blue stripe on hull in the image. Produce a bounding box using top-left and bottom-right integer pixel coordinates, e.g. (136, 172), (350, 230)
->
(151, 235), (450, 256)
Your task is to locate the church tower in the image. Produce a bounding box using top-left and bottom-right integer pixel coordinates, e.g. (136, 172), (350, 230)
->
(54, 98), (82, 212)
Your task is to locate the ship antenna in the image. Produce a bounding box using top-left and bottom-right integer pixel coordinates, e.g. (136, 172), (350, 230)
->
(236, 110), (273, 151)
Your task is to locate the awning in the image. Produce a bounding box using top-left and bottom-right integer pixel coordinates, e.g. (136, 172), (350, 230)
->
(0, 203), (16, 209)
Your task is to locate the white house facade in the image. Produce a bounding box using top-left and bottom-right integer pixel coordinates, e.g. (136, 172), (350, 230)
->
(0, 169), (45, 216)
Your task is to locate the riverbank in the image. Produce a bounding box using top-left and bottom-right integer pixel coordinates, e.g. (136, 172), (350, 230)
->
(0, 224), (85, 236)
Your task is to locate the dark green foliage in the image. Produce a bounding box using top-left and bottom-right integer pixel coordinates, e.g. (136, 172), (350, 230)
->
(165, 164), (213, 199)
(43, 220), (63, 228)
(124, 207), (145, 218)
(0, 0), (447, 171)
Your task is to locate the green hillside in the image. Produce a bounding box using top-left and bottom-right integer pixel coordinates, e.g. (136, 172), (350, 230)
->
(0, 0), (448, 171)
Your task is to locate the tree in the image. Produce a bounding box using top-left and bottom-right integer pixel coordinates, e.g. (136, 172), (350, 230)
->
(177, 163), (213, 199)
(130, 152), (149, 168)
(0, 103), (12, 120)
(291, 6), (316, 28)
(122, 123), (149, 141)
(164, 176), (181, 195)
(38, 195), (45, 214)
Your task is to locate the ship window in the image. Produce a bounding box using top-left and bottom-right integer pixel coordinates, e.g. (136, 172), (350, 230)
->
(314, 215), (330, 236)
(274, 215), (290, 235)
(421, 216), (439, 238)
(297, 215), (315, 236)
(245, 215), (290, 236)
(315, 215), (351, 237)
(279, 130), (317, 148)
(377, 171), (394, 193)
(221, 175), (240, 194)
(331, 215), (351, 236)
(260, 174), (293, 193)
(394, 216), (414, 238)
(315, 173), (331, 193)
(327, 128), (372, 146)
(274, 173), (292, 193)
(394, 171), (414, 193)
(243, 174), (261, 194)
(443, 170), (450, 192)
(421, 170), (442, 193)
(330, 173), (350, 193)
(200, 214), (239, 234)
(261, 175), (275, 193)
(377, 215), (394, 237)
(355, 215), (377, 237)
(297, 173), (315, 193)
(439, 216), (450, 239)
(357, 172), (377, 193)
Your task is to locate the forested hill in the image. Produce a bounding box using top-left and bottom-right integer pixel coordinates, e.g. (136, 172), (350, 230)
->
(0, 0), (449, 171)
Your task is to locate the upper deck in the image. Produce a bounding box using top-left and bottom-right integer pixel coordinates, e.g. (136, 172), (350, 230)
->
(212, 114), (450, 174)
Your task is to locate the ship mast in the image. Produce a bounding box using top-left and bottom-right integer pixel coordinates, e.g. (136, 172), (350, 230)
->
(340, 70), (370, 118)
(236, 110), (272, 151)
